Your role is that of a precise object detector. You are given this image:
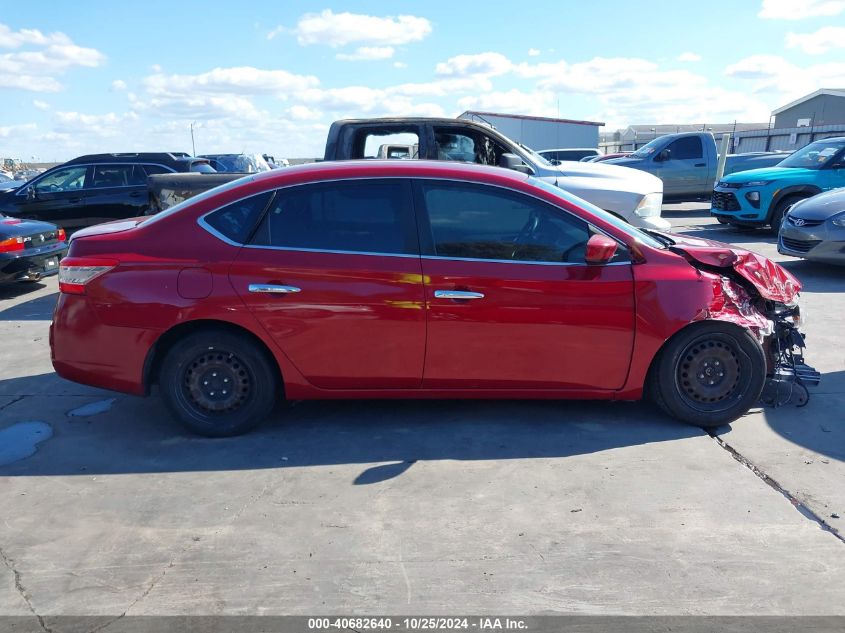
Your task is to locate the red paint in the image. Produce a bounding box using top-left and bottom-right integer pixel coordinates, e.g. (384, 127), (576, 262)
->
(49, 160), (799, 404)
(584, 233), (619, 264)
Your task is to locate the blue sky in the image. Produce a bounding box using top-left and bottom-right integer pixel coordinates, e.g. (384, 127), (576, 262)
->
(1, 0), (844, 161)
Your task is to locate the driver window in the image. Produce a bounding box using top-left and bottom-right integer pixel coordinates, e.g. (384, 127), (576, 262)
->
(664, 137), (703, 160)
(433, 128), (507, 166)
(33, 166), (88, 193)
(419, 180), (594, 263)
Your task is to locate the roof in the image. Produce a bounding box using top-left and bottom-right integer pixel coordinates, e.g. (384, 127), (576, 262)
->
(772, 89), (845, 116)
(460, 111), (605, 127)
(624, 123), (767, 134)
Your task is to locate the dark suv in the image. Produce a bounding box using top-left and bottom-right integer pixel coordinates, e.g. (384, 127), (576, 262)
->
(0, 153), (215, 228)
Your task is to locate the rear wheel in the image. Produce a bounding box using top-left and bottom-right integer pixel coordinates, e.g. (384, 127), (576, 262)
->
(159, 329), (279, 437)
(649, 322), (766, 428)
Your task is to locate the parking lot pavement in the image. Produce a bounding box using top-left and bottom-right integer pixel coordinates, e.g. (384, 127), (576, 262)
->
(1, 207), (844, 618)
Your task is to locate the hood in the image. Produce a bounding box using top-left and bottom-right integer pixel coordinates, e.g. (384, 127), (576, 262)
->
(720, 166), (812, 183)
(71, 218), (146, 240)
(788, 187), (845, 221)
(602, 157), (642, 167)
(547, 159), (663, 195)
(660, 232), (801, 304)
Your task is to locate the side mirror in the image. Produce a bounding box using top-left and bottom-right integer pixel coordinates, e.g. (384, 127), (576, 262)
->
(585, 234), (619, 264)
(499, 153), (533, 175)
(655, 149), (671, 162)
(25, 186), (36, 200)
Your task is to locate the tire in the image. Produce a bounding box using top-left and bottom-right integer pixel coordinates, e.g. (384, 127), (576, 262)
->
(768, 195), (804, 235)
(648, 322), (766, 428)
(159, 329), (279, 437)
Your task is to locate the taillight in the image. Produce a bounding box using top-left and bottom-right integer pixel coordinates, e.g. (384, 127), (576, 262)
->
(57, 228), (67, 242)
(0, 236), (24, 253)
(58, 257), (118, 295)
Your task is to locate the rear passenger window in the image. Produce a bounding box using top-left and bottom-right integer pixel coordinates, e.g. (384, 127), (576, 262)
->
(92, 165), (134, 188)
(250, 179), (417, 255)
(204, 192), (273, 244)
(142, 164), (171, 176)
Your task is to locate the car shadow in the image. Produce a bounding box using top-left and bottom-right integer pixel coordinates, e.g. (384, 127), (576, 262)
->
(0, 281), (49, 300)
(0, 291), (58, 321)
(0, 372), (715, 480)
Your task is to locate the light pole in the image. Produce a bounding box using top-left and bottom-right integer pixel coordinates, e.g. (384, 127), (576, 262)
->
(190, 122), (197, 155)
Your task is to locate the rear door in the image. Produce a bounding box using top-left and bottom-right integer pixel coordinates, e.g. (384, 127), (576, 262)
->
(653, 136), (708, 197)
(414, 179), (635, 390)
(229, 178), (427, 389)
(82, 164), (149, 224)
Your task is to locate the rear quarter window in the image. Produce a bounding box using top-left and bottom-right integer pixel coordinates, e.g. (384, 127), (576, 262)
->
(203, 192), (273, 244)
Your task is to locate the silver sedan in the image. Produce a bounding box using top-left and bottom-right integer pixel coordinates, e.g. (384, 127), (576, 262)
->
(778, 188), (845, 265)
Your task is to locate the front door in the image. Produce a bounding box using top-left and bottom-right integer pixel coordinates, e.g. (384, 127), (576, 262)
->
(230, 178), (426, 390)
(8, 165), (89, 227)
(414, 179), (636, 390)
(653, 136), (708, 197)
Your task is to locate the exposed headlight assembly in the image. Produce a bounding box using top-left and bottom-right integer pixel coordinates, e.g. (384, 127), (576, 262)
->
(634, 192), (663, 218)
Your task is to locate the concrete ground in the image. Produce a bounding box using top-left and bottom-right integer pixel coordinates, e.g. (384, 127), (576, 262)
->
(1, 205), (844, 622)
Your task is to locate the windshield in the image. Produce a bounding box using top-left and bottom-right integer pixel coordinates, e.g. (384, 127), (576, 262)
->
(517, 143), (553, 167)
(777, 140), (845, 169)
(529, 177), (666, 249)
(630, 138), (663, 159)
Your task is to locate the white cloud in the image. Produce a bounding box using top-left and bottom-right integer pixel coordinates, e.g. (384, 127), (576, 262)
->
(758, 0), (845, 19)
(0, 24), (69, 49)
(393, 61), (408, 69)
(725, 54), (845, 103)
(110, 79), (127, 91)
(0, 123), (37, 138)
(0, 23), (105, 93)
(266, 25), (286, 40)
(528, 48), (541, 57)
(458, 89), (558, 117)
(32, 99), (49, 110)
(336, 46), (395, 61)
(436, 52), (513, 77)
(292, 9), (431, 47)
(677, 52), (702, 62)
(285, 104), (322, 120)
(143, 67), (319, 98)
(0, 74), (61, 92)
(786, 26), (845, 54)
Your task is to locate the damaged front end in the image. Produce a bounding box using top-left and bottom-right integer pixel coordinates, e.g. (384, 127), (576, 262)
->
(669, 237), (820, 408)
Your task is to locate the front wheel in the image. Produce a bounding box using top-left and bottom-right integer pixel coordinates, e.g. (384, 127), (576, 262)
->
(649, 322), (766, 428)
(159, 329), (279, 437)
(768, 196), (804, 235)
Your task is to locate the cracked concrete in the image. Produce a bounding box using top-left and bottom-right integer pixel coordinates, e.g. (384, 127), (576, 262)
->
(1, 207), (845, 618)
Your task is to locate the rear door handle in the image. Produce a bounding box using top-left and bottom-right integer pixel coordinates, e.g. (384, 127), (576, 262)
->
(434, 290), (484, 300)
(248, 284), (301, 294)
(68, 197), (82, 204)
(694, 163), (706, 167)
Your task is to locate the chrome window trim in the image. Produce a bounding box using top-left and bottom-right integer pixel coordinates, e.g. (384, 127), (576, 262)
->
(16, 162), (177, 196)
(194, 175), (634, 265)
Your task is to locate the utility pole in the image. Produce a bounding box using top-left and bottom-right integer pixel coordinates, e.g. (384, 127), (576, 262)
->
(190, 122), (197, 155)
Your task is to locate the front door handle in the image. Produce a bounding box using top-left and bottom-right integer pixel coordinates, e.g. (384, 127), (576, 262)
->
(694, 163), (706, 167)
(248, 284), (301, 294)
(434, 290), (484, 300)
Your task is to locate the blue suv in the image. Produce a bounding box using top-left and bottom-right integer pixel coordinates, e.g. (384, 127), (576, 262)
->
(711, 137), (845, 233)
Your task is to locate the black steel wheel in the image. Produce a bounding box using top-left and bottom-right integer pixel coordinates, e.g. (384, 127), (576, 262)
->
(159, 329), (279, 437)
(649, 322), (766, 428)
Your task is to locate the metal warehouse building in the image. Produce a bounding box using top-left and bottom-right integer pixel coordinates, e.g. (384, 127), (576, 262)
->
(458, 111), (603, 151)
(773, 88), (845, 128)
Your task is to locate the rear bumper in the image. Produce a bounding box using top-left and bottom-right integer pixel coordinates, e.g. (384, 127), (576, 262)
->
(0, 243), (67, 283)
(50, 293), (158, 395)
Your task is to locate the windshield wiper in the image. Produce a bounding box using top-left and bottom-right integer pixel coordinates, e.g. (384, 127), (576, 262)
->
(640, 228), (675, 247)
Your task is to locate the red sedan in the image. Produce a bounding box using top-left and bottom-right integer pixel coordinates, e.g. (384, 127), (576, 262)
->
(51, 160), (815, 436)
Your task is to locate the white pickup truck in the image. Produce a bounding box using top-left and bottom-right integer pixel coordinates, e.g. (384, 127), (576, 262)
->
(324, 117), (669, 231)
